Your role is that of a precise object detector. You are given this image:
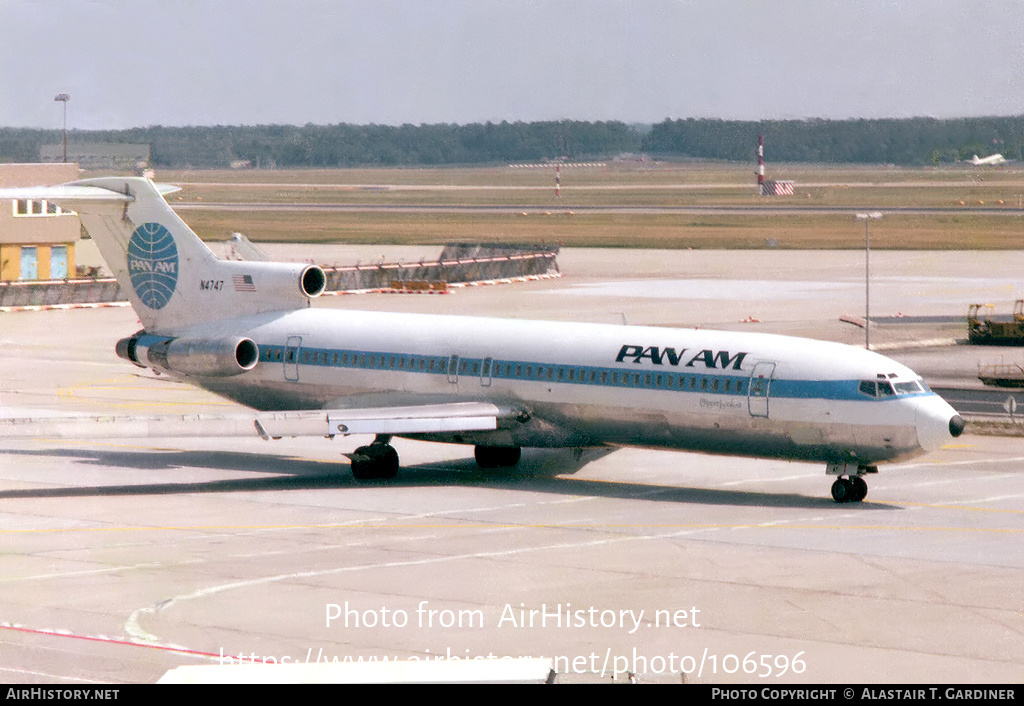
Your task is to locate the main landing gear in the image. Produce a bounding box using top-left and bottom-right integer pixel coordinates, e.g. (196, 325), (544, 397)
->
(348, 435), (399, 480)
(347, 439), (524, 480)
(827, 463), (876, 503)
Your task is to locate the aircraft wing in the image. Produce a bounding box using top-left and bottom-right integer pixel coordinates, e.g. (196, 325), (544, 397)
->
(0, 402), (500, 441)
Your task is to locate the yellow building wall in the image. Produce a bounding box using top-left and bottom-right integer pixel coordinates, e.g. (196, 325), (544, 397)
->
(0, 243), (76, 281)
(0, 244), (17, 280)
(38, 246), (51, 280)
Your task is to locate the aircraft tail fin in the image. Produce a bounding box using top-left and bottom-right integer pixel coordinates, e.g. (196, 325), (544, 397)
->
(0, 177), (325, 335)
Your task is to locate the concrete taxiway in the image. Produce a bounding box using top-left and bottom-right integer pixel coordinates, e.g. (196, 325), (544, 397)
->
(1, 248), (1022, 684)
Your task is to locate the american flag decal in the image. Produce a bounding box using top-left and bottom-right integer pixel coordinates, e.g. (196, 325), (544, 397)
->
(232, 274), (256, 292)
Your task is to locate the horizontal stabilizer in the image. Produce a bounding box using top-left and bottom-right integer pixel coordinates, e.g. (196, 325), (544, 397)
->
(0, 182), (180, 202)
(0, 402), (500, 441)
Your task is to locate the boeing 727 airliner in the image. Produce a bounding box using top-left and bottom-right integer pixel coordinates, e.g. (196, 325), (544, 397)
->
(0, 178), (964, 502)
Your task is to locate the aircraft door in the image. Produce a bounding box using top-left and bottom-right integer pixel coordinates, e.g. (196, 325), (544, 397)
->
(480, 357), (493, 387)
(284, 336), (302, 382)
(447, 355), (459, 384)
(748, 361), (775, 418)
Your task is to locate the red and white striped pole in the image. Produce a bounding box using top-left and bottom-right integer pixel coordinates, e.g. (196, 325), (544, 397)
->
(757, 134), (765, 194)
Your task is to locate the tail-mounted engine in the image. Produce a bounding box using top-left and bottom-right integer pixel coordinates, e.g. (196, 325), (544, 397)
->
(300, 265), (328, 298)
(255, 263), (327, 300)
(230, 262), (327, 302)
(116, 332), (259, 377)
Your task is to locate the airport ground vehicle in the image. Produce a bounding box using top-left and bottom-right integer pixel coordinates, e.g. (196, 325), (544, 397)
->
(968, 300), (1024, 345)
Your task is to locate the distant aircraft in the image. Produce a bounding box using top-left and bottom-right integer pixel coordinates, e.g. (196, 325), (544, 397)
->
(971, 153), (1007, 166)
(0, 178), (964, 503)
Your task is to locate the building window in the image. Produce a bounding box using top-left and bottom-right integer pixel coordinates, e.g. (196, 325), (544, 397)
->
(12, 199), (70, 217)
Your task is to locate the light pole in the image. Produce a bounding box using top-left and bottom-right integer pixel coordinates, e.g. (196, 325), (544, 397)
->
(856, 212), (882, 350)
(54, 93), (70, 162)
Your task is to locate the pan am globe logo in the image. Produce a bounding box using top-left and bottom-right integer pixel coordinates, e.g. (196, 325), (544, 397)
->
(127, 222), (179, 310)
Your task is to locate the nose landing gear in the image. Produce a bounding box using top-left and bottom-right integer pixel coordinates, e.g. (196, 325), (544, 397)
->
(827, 463), (876, 503)
(830, 475), (868, 503)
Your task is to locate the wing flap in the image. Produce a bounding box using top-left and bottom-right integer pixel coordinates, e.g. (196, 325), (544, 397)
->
(0, 402), (500, 441)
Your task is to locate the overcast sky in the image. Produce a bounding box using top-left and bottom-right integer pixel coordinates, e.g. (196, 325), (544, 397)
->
(2, 0), (1023, 130)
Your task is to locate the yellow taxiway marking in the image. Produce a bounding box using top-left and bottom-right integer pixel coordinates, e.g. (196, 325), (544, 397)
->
(57, 378), (234, 411)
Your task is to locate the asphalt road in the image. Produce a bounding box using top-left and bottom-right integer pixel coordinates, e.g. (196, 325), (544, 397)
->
(935, 386), (1024, 418)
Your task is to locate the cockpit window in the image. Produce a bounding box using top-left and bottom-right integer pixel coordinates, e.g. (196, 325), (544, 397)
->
(860, 377), (929, 398)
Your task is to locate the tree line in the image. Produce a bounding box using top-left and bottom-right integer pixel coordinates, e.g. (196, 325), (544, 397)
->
(642, 116), (1024, 165)
(0, 121), (639, 168)
(1, 116), (1021, 168)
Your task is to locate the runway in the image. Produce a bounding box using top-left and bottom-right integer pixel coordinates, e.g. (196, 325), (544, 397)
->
(1, 249), (1022, 684)
(175, 200), (1024, 217)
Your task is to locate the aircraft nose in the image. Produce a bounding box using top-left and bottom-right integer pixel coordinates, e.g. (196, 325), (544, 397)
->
(915, 396), (964, 451)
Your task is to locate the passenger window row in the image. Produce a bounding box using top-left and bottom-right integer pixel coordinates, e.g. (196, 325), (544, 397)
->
(260, 345), (750, 395)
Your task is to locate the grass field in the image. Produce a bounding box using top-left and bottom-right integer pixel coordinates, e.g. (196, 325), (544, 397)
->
(141, 163), (1024, 249)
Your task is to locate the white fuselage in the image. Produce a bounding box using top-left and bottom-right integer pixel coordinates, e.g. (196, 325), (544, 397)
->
(184, 307), (957, 466)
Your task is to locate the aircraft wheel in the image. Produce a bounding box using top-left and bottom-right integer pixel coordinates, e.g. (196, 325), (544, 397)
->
(830, 477), (854, 503)
(850, 476), (868, 502)
(474, 445), (522, 469)
(373, 444), (399, 479)
(351, 443), (399, 480)
(351, 462), (372, 480)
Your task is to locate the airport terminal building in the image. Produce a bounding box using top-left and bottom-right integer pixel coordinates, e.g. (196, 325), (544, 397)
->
(0, 163), (82, 281)
(38, 142), (150, 171)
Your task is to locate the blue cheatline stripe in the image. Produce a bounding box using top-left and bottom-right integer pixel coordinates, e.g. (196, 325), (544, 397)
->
(256, 344), (932, 403)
